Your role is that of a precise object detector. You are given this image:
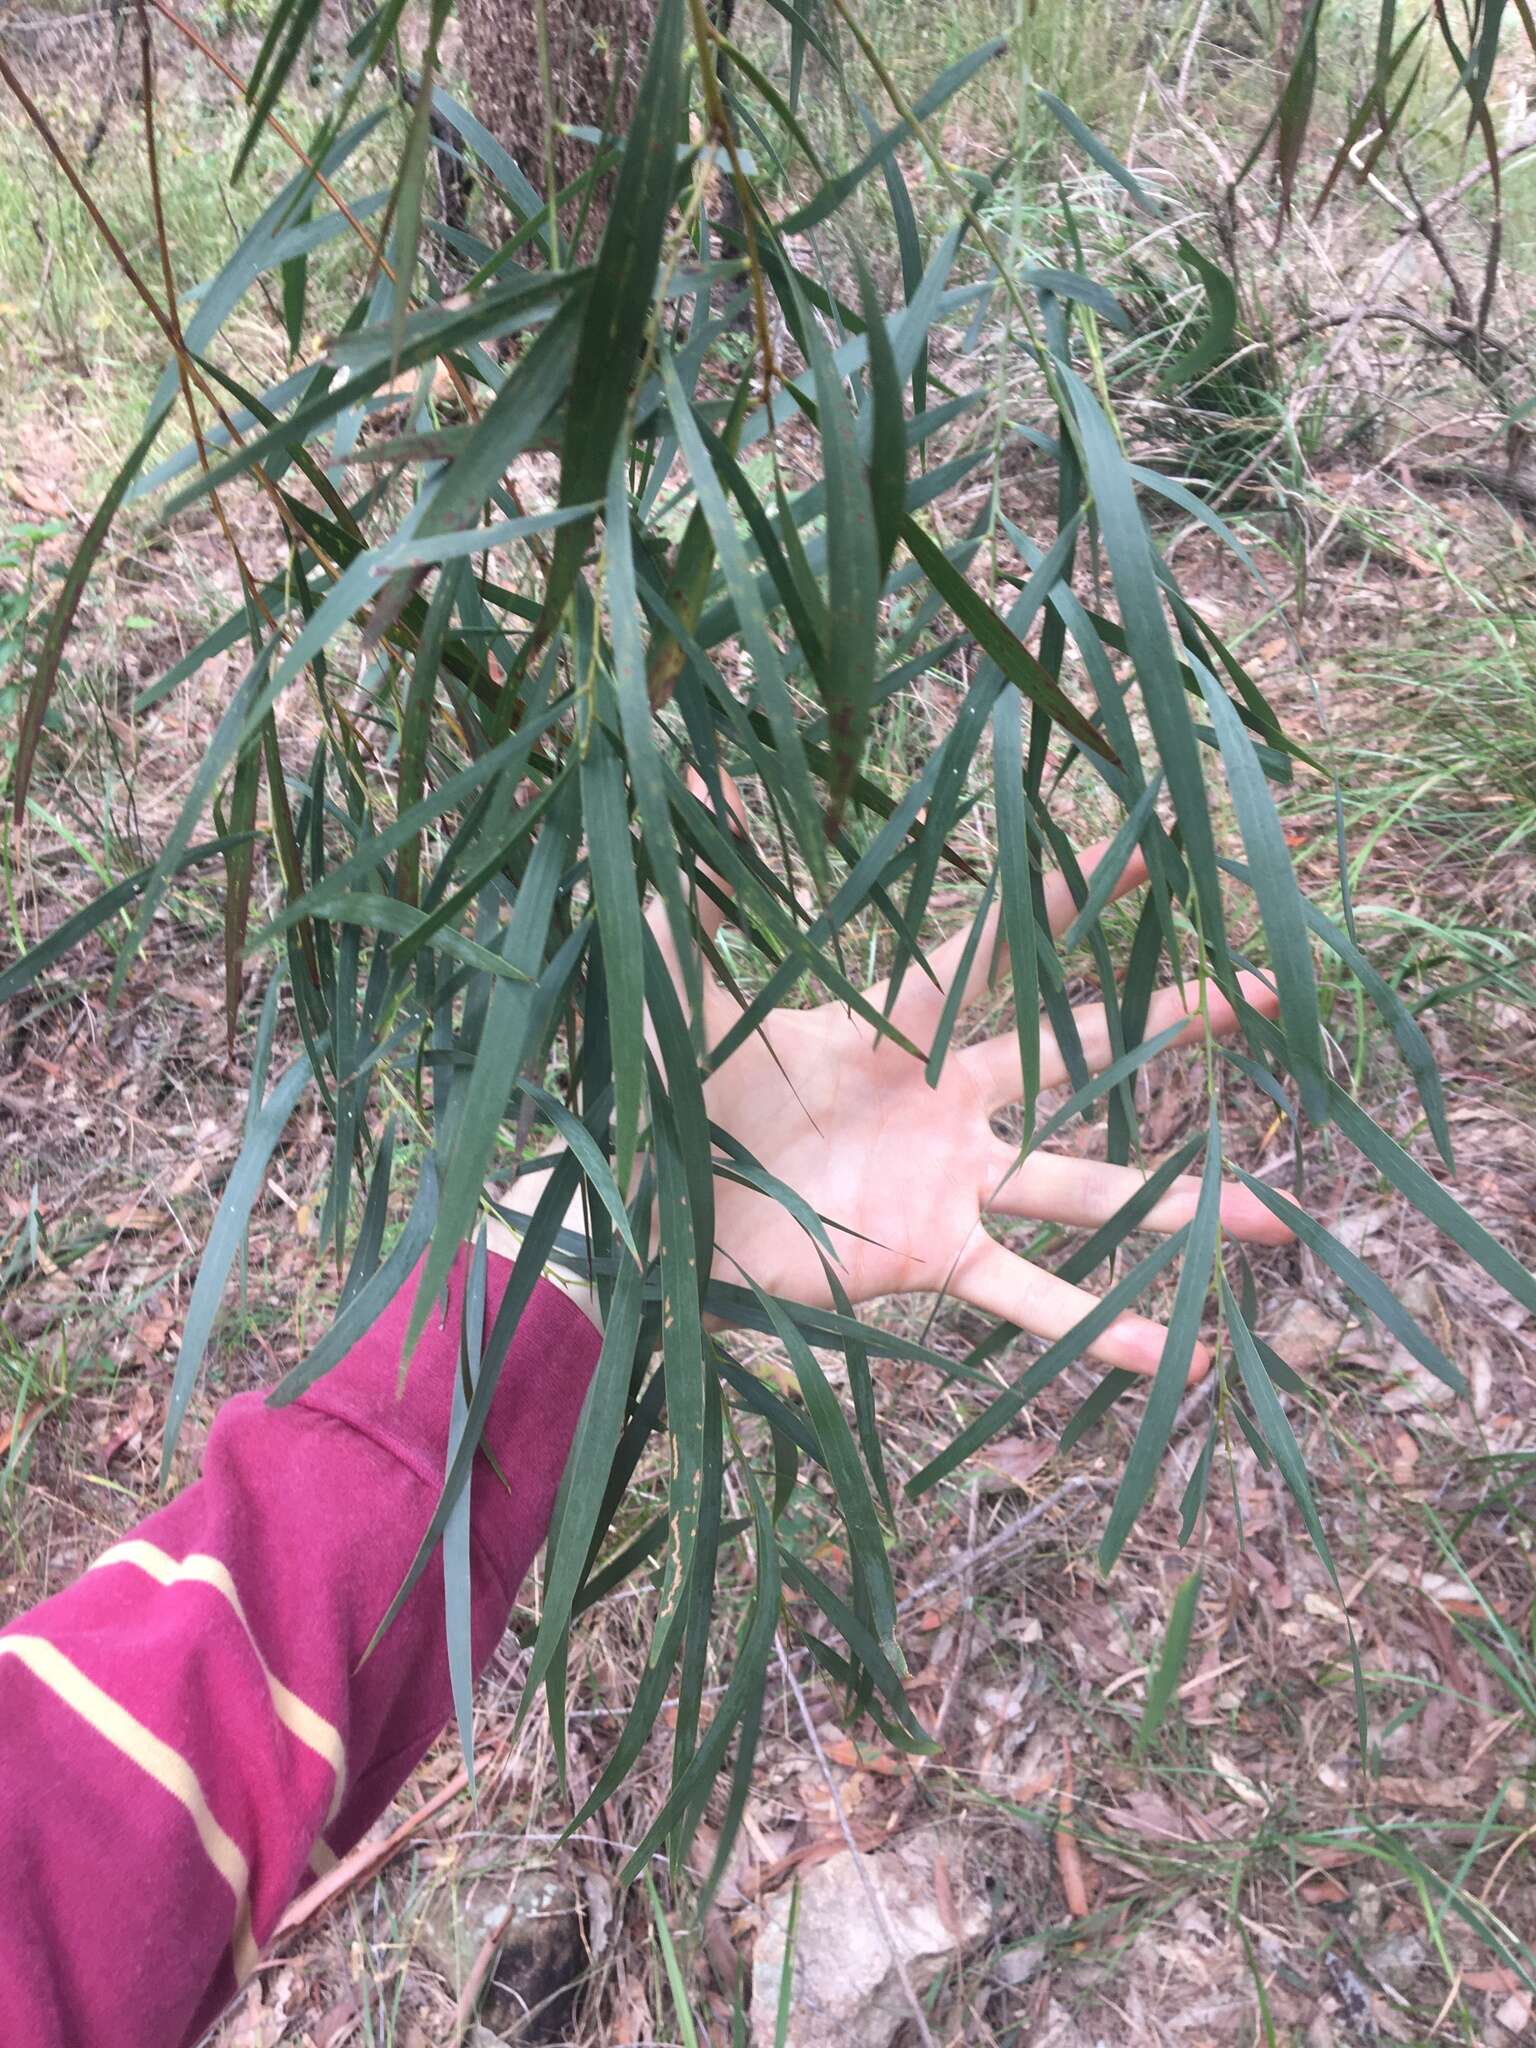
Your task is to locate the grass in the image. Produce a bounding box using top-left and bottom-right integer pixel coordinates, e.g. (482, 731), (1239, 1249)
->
(0, 33), (388, 488)
(1288, 534), (1536, 1034)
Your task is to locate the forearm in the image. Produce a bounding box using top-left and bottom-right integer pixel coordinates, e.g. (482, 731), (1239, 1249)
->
(0, 1249), (601, 2048)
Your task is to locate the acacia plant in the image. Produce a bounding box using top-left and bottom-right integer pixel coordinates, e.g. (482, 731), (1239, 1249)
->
(5, 0), (1535, 1879)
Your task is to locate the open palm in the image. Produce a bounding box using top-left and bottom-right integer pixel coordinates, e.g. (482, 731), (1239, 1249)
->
(663, 793), (1291, 1382)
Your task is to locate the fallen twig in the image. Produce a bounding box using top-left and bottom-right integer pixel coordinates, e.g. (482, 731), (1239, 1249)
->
(274, 1767), (470, 1938)
(1055, 1738), (1090, 1919)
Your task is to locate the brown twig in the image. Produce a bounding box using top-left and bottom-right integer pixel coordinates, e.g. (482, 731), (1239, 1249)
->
(274, 1766), (471, 1937)
(450, 1892), (518, 2039)
(81, 0), (127, 171)
(0, 44), (352, 584)
(1054, 1737), (1090, 1918)
(897, 1480), (1092, 1611)
(147, 0), (485, 428)
(689, 0), (776, 412)
(132, 1), (270, 619)
(147, 0), (389, 273)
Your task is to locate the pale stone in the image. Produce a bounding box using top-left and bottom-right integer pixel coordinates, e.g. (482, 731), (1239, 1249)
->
(752, 1828), (990, 2048)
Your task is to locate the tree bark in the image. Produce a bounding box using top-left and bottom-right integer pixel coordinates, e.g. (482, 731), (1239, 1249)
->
(460, 0), (652, 249)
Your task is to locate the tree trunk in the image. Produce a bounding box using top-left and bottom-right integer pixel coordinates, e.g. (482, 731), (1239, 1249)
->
(460, 0), (652, 249)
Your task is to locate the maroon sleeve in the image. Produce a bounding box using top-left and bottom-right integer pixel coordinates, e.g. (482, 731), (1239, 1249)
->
(0, 1249), (601, 2048)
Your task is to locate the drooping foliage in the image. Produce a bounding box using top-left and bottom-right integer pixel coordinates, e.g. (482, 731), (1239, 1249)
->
(5, 0), (1534, 1881)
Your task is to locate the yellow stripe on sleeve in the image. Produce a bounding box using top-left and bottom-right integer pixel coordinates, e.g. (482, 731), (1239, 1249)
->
(88, 1541), (347, 1821)
(0, 1633), (259, 1981)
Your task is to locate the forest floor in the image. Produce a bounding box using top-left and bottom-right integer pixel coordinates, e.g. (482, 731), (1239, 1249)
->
(3, 14), (1536, 2048)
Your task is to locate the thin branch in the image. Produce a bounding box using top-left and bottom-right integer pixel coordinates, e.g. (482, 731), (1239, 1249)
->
(898, 1479), (1091, 1610)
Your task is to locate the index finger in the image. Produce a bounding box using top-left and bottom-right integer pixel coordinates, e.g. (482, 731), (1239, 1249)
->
(863, 837), (1150, 1047)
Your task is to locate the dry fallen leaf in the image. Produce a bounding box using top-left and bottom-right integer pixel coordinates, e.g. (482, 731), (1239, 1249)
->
(1376, 1774), (1481, 1809)
(1496, 1992), (1532, 2038)
(6, 474), (73, 521)
(1299, 1873), (1349, 1905)
(820, 1735), (904, 1776)
(976, 1434), (1055, 1491)
(0, 1401), (48, 1460)
(1209, 1752), (1269, 1810)
(103, 1204), (163, 1232)
(933, 1850), (962, 1943)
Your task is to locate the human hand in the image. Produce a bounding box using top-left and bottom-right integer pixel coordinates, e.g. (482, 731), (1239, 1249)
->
(654, 778), (1292, 1382)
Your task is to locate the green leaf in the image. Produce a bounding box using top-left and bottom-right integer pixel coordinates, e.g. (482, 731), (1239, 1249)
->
(250, 712), (564, 944)
(660, 349), (827, 881)
(1034, 87), (1165, 217)
(854, 255), (906, 579)
(269, 1159), (439, 1406)
(1276, 0), (1324, 222)
(1224, 1275), (1337, 1570)
(400, 785), (575, 1370)
(581, 722), (646, 1191)
(234, 0), (322, 181)
(778, 40), (1006, 233)
(1135, 1567), (1201, 1755)
(908, 1227), (1191, 1496)
(1024, 264), (1130, 329)
(650, 1072), (708, 1655)
(1099, 1110), (1223, 1571)
(645, 1872), (702, 2048)
(799, 288), (879, 834)
(1060, 774), (1164, 954)
(366, 1149), (584, 1660)
(923, 863), (999, 1090)
(1057, 1134), (1206, 1288)
(518, 1254), (644, 1727)
(603, 446), (697, 1023)
(900, 516), (1113, 763)
(709, 1126), (843, 1264)
(512, 1079), (641, 1265)
(1058, 369), (1227, 959)
(251, 889), (532, 984)
(13, 410), (166, 821)
(427, 85), (548, 238)
(620, 1446), (780, 1879)
(1193, 655), (1327, 1123)
(1237, 869), (1451, 1169)
(545, 0), (687, 621)
(746, 1277), (898, 1659)
(444, 1226), (488, 1788)
(0, 836), (255, 1005)
(1158, 238), (1238, 391)
(163, 1047), (317, 1474)
(1058, 1369), (1138, 1458)
(777, 1551), (934, 1752)
(1230, 1169), (1466, 1392)
(388, 0), (452, 373)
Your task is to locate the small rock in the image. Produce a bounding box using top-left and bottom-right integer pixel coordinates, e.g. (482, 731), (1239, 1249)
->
(752, 1827), (990, 2048)
(1267, 1299), (1345, 1372)
(415, 1861), (585, 2043)
(1497, 1991), (1532, 2037)
(1362, 1929), (1427, 1991)
(1030, 2003), (1097, 2048)
(993, 1939), (1046, 1986)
